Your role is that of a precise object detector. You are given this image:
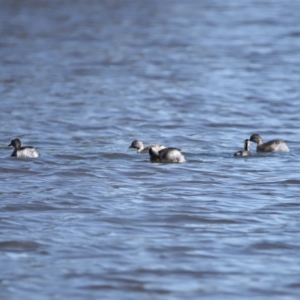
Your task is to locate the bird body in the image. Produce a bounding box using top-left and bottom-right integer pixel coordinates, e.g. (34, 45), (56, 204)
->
(8, 139), (39, 158)
(129, 140), (165, 153)
(234, 139), (252, 156)
(149, 147), (185, 163)
(250, 134), (289, 152)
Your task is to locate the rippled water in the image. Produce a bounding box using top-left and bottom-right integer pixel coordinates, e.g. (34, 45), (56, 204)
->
(1, 0), (300, 299)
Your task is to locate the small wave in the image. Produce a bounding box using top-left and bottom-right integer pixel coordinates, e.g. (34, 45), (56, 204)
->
(0, 240), (41, 252)
(247, 241), (294, 251)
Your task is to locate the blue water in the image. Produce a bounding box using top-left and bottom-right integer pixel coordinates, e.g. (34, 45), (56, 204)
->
(1, 1), (300, 299)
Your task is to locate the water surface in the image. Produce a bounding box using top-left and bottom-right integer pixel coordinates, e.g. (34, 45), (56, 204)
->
(1, 0), (300, 299)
